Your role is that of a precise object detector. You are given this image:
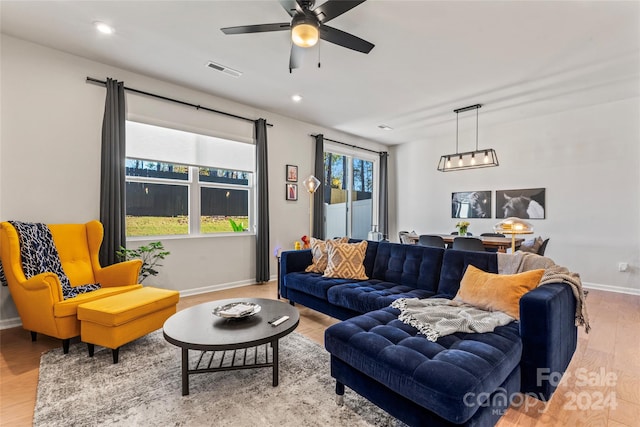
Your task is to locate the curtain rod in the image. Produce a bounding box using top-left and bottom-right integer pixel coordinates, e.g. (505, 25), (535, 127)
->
(312, 134), (387, 155)
(86, 77), (273, 127)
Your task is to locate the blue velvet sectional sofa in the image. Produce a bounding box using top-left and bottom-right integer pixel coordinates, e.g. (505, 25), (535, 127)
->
(279, 240), (577, 427)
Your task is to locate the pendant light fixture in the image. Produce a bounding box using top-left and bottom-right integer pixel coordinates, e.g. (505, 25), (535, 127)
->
(437, 104), (499, 172)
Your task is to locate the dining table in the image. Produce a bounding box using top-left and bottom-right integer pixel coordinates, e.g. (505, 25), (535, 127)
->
(407, 234), (525, 253)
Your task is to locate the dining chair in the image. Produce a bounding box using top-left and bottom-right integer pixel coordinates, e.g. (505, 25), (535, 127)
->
(538, 238), (550, 256)
(418, 235), (446, 249)
(452, 236), (485, 252)
(398, 231), (411, 244)
(451, 231), (473, 236)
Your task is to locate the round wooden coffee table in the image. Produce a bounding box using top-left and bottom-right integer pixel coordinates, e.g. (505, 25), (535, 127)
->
(163, 297), (299, 395)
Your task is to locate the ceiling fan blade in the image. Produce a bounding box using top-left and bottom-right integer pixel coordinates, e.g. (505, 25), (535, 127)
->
(314, 0), (366, 23)
(221, 23), (291, 35)
(289, 43), (305, 70)
(279, 0), (302, 17)
(319, 25), (374, 53)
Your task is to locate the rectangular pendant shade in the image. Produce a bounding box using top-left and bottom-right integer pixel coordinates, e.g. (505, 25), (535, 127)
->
(437, 148), (499, 172)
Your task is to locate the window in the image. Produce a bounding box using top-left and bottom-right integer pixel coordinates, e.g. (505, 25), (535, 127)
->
(323, 147), (377, 239)
(125, 121), (255, 237)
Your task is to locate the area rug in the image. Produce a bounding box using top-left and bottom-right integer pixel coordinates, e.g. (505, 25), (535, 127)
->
(34, 331), (405, 426)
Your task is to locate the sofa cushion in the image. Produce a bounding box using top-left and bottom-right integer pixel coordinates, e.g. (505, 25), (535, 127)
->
(455, 265), (544, 319)
(305, 237), (349, 273)
(327, 280), (435, 313)
(371, 243), (444, 292)
(324, 307), (522, 424)
(437, 250), (498, 298)
(324, 240), (368, 280)
(284, 271), (355, 300)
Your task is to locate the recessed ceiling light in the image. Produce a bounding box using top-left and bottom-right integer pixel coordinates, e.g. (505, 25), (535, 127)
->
(94, 21), (114, 35)
(378, 124), (393, 131)
(292, 94), (303, 102)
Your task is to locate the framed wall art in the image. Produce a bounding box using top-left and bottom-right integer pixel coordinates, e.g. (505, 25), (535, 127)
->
(451, 191), (492, 218)
(495, 188), (546, 219)
(286, 164), (298, 182)
(286, 183), (298, 201)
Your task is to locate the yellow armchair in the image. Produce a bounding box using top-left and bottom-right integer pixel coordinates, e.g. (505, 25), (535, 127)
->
(0, 220), (142, 353)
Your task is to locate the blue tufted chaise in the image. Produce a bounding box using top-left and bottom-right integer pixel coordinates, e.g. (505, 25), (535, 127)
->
(279, 240), (577, 427)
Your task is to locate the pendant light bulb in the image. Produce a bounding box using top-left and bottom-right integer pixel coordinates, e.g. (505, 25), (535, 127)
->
(446, 156), (451, 168)
(458, 155), (463, 167)
(471, 153), (476, 165)
(484, 151), (489, 164)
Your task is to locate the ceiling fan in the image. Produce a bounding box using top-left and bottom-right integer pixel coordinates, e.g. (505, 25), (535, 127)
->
(220, 0), (374, 72)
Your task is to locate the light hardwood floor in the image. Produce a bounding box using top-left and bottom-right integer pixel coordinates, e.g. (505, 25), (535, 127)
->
(1, 282), (638, 426)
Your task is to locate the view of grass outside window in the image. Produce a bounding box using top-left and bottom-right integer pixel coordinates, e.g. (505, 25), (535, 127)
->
(199, 167), (250, 234)
(125, 160), (251, 236)
(125, 121), (255, 237)
(125, 160), (189, 236)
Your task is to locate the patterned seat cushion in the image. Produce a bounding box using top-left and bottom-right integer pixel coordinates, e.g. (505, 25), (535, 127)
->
(324, 307), (522, 424)
(327, 280), (434, 313)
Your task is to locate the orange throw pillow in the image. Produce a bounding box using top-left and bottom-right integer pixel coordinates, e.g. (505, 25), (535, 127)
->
(454, 265), (544, 319)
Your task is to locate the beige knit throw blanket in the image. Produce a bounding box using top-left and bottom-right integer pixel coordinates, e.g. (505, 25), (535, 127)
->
(497, 252), (591, 333)
(391, 298), (515, 342)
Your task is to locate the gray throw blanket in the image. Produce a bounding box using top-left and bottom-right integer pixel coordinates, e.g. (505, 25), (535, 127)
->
(390, 298), (515, 342)
(498, 251), (590, 333)
(9, 221), (101, 299)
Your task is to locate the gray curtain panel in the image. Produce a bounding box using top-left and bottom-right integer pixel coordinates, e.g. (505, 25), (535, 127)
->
(313, 134), (325, 239)
(99, 78), (126, 266)
(255, 119), (270, 283)
(379, 152), (389, 240)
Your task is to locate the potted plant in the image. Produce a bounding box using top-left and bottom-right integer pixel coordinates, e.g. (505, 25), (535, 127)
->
(116, 242), (170, 282)
(229, 218), (246, 232)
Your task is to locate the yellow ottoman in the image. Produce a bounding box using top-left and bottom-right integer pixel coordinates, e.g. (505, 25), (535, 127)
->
(77, 287), (180, 363)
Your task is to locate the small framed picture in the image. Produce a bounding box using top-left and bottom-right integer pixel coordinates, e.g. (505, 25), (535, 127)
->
(286, 184), (298, 201)
(286, 164), (298, 182)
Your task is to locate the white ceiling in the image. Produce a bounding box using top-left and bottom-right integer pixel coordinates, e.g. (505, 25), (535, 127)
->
(1, 1), (638, 146)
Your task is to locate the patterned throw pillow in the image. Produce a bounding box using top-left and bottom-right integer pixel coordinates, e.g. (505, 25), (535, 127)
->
(323, 240), (369, 280)
(305, 237), (349, 273)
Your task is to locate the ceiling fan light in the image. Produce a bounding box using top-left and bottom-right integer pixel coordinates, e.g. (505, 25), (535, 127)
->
(291, 13), (319, 47)
(292, 23), (319, 47)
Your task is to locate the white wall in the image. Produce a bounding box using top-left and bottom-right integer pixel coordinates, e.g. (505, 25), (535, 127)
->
(0, 35), (386, 324)
(391, 97), (640, 293)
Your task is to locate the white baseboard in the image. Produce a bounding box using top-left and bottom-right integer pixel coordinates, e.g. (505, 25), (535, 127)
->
(178, 279), (261, 298)
(1, 276), (279, 331)
(0, 317), (22, 330)
(582, 281), (640, 296)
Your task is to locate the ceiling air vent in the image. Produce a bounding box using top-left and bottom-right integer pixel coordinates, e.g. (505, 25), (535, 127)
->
(206, 61), (242, 78)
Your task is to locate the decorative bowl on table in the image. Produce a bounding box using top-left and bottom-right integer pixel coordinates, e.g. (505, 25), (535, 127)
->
(212, 302), (261, 319)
